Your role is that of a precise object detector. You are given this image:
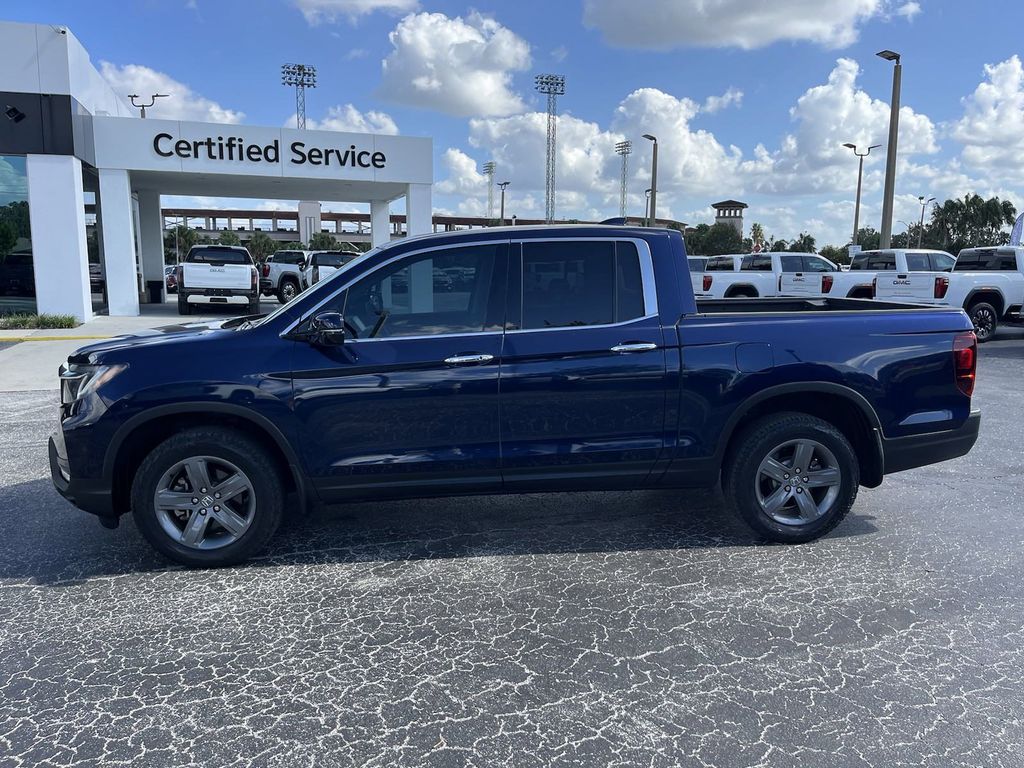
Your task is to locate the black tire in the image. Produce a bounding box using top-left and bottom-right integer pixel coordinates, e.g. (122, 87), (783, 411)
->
(177, 297), (192, 316)
(130, 427), (285, 567)
(727, 289), (757, 299)
(722, 412), (859, 543)
(277, 279), (300, 304)
(247, 296), (261, 315)
(967, 301), (998, 342)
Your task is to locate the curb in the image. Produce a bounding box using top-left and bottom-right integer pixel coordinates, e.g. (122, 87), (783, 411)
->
(0, 335), (112, 343)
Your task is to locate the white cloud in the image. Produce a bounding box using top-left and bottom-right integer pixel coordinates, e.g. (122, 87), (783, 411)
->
(582, 0), (885, 50)
(99, 62), (244, 123)
(379, 11), (531, 117)
(552, 45), (568, 63)
(702, 87), (743, 114)
(287, 104), (399, 134)
(895, 1), (921, 20)
(0, 156), (28, 205)
(293, 0), (418, 24)
(951, 56), (1024, 186)
(436, 149), (486, 196)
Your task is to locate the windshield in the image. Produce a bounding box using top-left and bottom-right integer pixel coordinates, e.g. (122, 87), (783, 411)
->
(251, 243), (387, 327)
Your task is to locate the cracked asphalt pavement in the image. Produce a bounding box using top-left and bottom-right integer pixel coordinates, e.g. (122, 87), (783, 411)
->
(2, 334), (1023, 767)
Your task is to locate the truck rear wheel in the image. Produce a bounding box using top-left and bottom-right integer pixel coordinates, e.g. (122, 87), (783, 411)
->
(177, 297), (192, 316)
(967, 302), (997, 342)
(723, 412), (859, 543)
(277, 279), (300, 304)
(130, 427), (285, 567)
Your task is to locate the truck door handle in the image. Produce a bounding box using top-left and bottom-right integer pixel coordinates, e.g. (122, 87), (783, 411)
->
(610, 342), (658, 354)
(443, 353), (494, 365)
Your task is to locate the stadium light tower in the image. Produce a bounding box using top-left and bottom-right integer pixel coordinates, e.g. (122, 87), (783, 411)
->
(615, 140), (632, 219)
(535, 73), (566, 223)
(482, 161), (497, 219)
(282, 63), (317, 130)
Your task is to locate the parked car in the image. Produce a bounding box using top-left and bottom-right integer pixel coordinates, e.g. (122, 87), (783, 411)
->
(164, 265), (177, 295)
(261, 249), (309, 304)
(697, 252), (839, 299)
(828, 248), (955, 299)
(175, 245), (259, 316)
(50, 225), (980, 567)
(874, 245), (1024, 341)
(307, 250), (362, 285)
(89, 263), (105, 294)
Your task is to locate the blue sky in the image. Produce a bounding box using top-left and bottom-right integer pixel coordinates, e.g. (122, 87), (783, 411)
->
(7, 0), (1024, 245)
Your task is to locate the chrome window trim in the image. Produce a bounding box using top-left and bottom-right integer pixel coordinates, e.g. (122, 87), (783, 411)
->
(509, 236), (659, 334)
(345, 330), (504, 344)
(281, 239), (509, 338)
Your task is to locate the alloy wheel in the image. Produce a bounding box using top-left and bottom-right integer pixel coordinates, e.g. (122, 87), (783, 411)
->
(153, 456), (255, 550)
(754, 438), (842, 526)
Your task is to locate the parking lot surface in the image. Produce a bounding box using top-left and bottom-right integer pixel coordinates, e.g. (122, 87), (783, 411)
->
(2, 333), (1023, 767)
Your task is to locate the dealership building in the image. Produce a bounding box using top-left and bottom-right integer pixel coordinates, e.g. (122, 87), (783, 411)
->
(0, 20), (432, 320)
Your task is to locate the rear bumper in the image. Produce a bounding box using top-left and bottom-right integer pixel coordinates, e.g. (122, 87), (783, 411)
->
(881, 410), (981, 475)
(49, 434), (115, 518)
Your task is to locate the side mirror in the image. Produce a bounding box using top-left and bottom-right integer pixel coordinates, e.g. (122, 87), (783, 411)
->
(309, 311), (346, 346)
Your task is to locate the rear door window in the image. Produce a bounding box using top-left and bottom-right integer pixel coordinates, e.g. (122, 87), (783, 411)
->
(904, 253), (931, 271)
(705, 257), (736, 271)
(741, 255), (772, 271)
(780, 255), (803, 272)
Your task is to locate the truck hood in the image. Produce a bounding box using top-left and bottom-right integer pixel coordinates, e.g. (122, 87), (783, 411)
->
(68, 316), (256, 365)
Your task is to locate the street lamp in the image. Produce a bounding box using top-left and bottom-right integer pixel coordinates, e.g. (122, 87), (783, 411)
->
(642, 134), (658, 226)
(498, 181), (510, 226)
(128, 93), (169, 118)
(877, 49), (902, 248)
(843, 142), (881, 245)
(644, 188), (652, 226)
(917, 195), (935, 248)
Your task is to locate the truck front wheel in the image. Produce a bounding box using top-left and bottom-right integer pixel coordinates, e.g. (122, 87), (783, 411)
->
(967, 302), (998, 342)
(177, 296), (192, 316)
(723, 412), (859, 543)
(130, 427), (285, 567)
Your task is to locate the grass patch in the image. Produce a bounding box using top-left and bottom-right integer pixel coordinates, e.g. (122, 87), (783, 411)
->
(0, 313), (80, 330)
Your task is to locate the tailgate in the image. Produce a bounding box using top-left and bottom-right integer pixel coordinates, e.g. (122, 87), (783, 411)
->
(779, 273), (823, 296)
(182, 263), (252, 290)
(875, 272), (938, 302)
(690, 271), (706, 296)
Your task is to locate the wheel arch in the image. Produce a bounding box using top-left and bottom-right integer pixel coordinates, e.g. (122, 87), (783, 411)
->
(105, 403), (312, 515)
(724, 283), (760, 298)
(717, 383), (884, 488)
(964, 288), (1004, 316)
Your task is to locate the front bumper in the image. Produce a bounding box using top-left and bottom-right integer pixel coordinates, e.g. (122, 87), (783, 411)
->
(49, 433), (115, 518)
(881, 409), (981, 475)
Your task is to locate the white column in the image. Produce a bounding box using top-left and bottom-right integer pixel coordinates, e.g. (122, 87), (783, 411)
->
(25, 155), (92, 322)
(98, 168), (140, 316)
(406, 183), (432, 237)
(370, 200), (390, 248)
(137, 189), (165, 303)
(297, 200), (321, 244)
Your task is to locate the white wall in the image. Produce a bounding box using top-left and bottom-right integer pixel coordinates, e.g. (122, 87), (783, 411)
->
(136, 190), (165, 302)
(370, 201), (390, 248)
(297, 201), (321, 245)
(25, 155), (92, 321)
(98, 169), (140, 316)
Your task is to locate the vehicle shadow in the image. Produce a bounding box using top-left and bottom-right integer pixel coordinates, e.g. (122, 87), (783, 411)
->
(0, 478), (879, 585)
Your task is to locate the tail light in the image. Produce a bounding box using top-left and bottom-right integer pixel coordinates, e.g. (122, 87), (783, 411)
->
(251, 267), (258, 291)
(175, 265), (183, 287)
(703, 275), (712, 292)
(953, 331), (977, 396)
(934, 276), (950, 299)
(822, 275), (834, 293)
(871, 277), (877, 298)
(262, 263), (270, 277)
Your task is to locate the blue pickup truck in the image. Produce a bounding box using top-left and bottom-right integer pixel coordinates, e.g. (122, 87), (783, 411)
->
(50, 226), (981, 567)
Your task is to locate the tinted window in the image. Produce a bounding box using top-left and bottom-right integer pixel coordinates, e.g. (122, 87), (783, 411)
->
(186, 247), (251, 265)
(851, 251), (896, 270)
(999, 254), (1018, 270)
(802, 256), (834, 272)
(520, 240), (646, 329)
(274, 251), (306, 265)
(741, 255), (772, 271)
(705, 257), (736, 271)
(953, 249), (1014, 271)
(341, 244), (502, 339)
(904, 253), (931, 271)
(687, 257), (707, 272)
(780, 255), (803, 272)
(930, 253), (955, 271)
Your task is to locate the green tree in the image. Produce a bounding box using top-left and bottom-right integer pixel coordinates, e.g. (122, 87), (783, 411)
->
(246, 231), (276, 263)
(278, 240), (306, 251)
(750, 222), (765, 248)
(164, 224), (201, 263)
(853, 228), (881, 250)
(0, 220), (16, 259)
(702, 223), (744, 256)
(818, 244), (849, 266)
(926, 194), (1016, 253)
(218, 230), (241, 246)
(788, 233), (816, 253)
(309, 232), (339, 250)
(683, 223), (711, 256)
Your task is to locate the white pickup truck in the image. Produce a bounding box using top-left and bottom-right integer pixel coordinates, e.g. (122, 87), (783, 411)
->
(828, 248), (955, 299)
(696, 252), (838, 299)
(874, 245), (1024, 341)
(307, 250), (363, 286)
(176, 245), (260, 316)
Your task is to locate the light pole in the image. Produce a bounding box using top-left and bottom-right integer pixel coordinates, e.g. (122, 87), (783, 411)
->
(642, 134), (658, 226)
(282, 63), (317, 130)
(877, 50), (902, 248)
(917, 195), (935, 248)
(843, 143), (880, 246)
(128, 93), (169, 118)
(498, 181), (510, 226)
(644, 188), (652, 226)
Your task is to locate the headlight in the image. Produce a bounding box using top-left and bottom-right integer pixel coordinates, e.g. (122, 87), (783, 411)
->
(59, 363), (123, 406)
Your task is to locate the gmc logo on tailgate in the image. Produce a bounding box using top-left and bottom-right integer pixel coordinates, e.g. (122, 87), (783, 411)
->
(892, 279), (911, 285)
